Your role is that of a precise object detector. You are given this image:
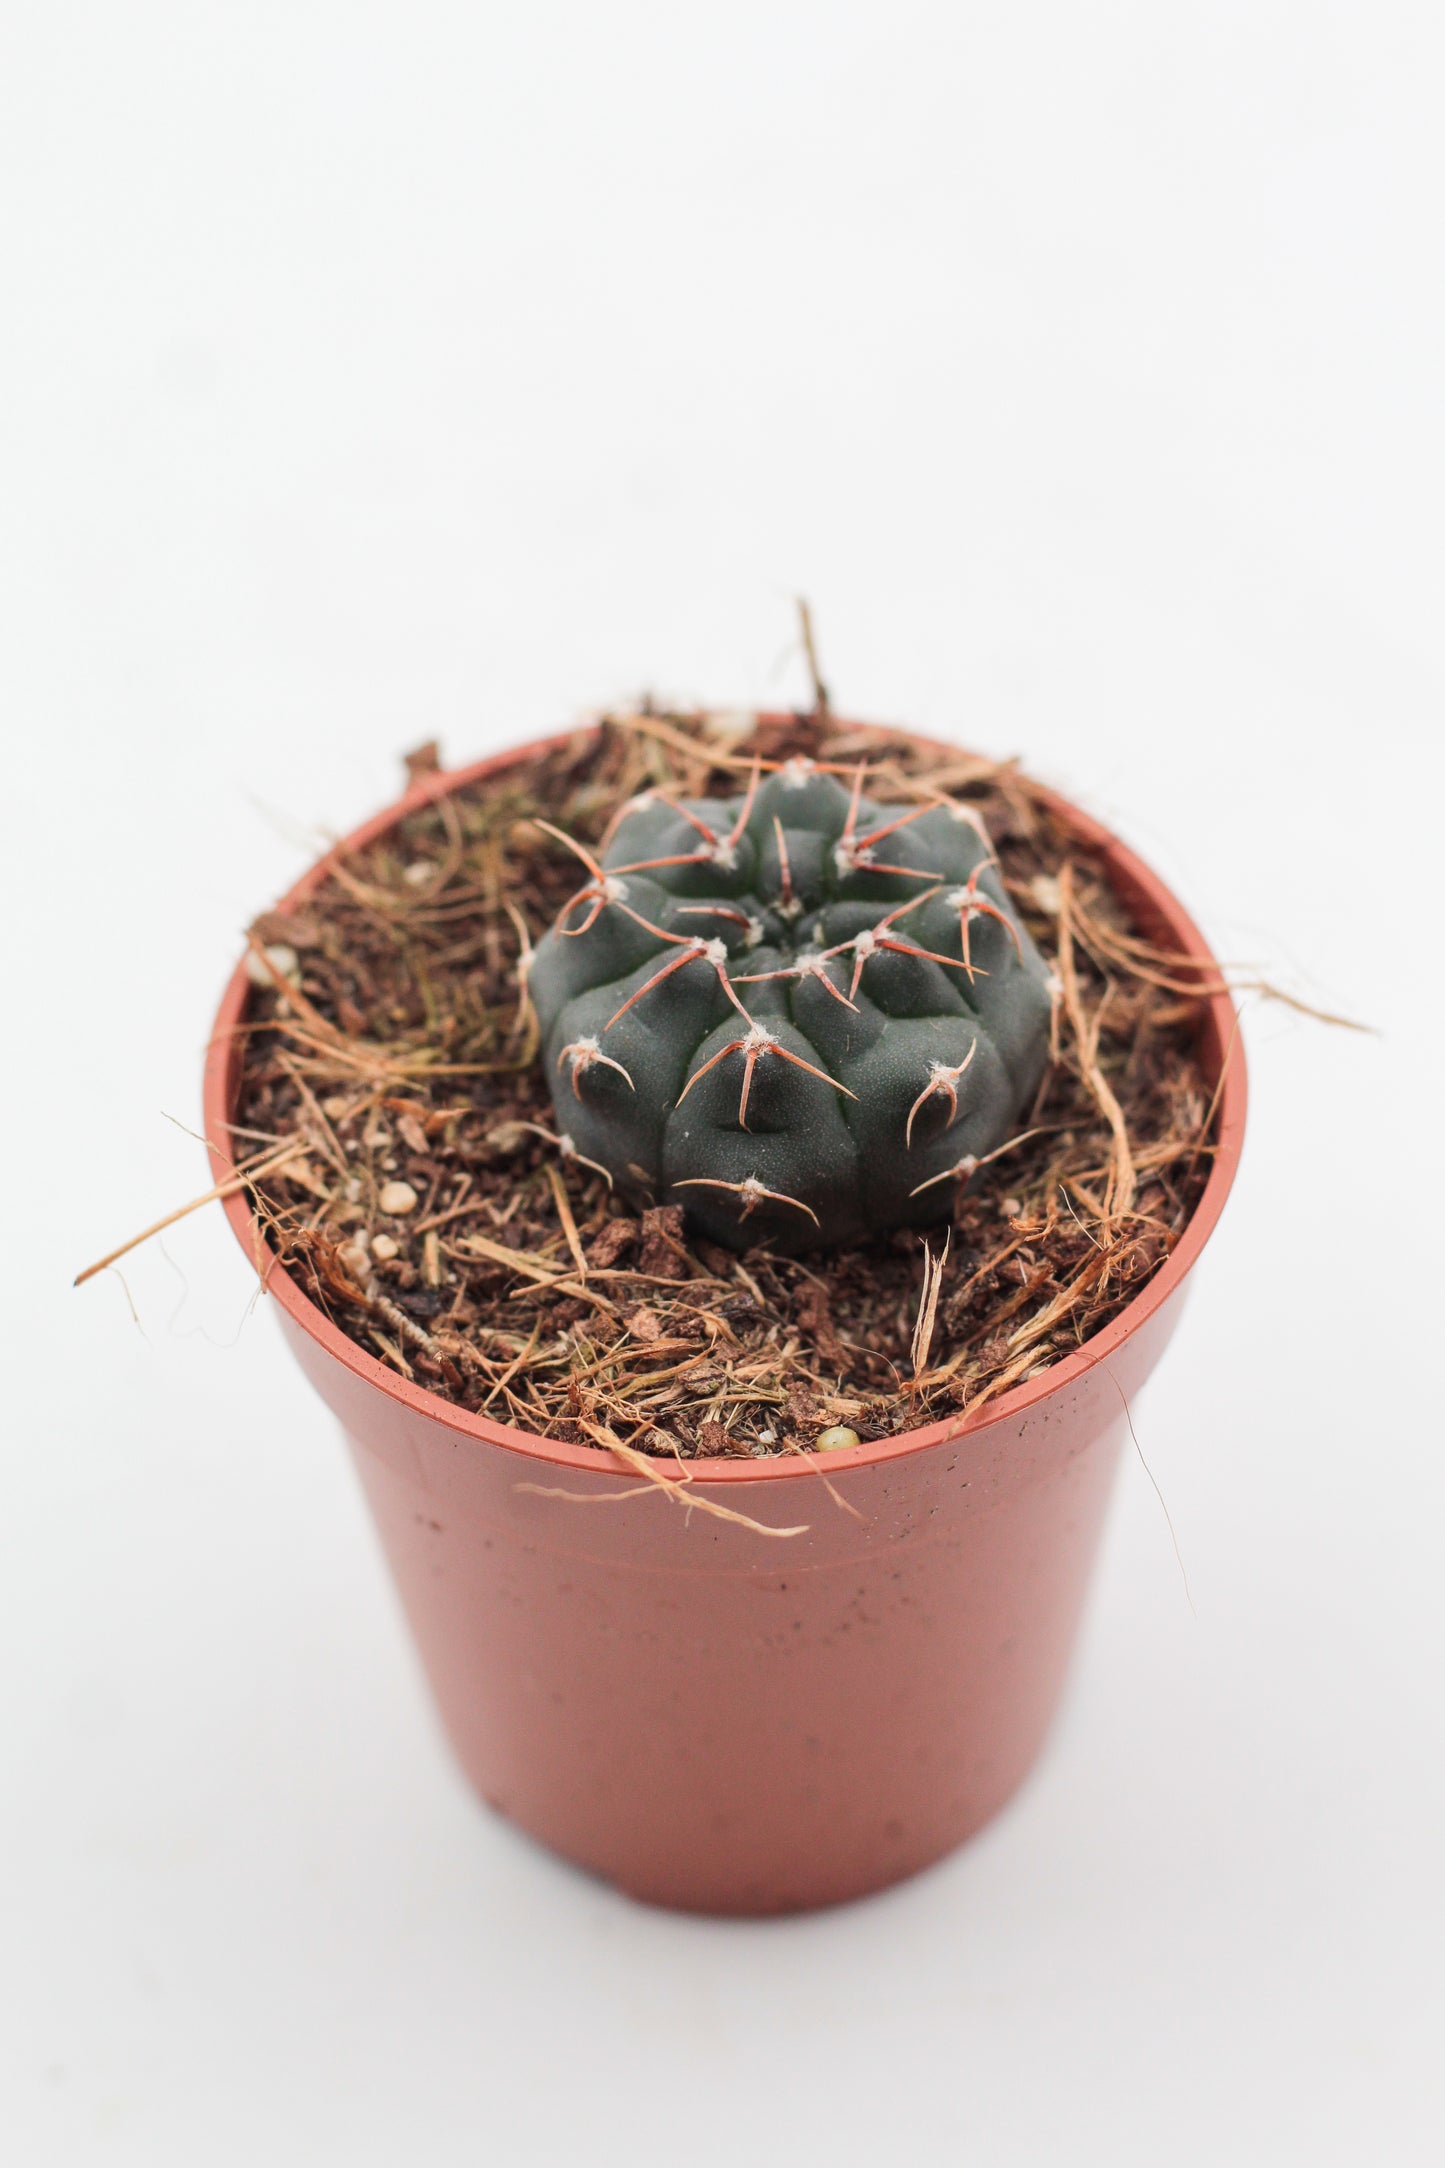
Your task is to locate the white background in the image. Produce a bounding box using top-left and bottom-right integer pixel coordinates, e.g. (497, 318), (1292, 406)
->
(3, 4), (1442, 2162)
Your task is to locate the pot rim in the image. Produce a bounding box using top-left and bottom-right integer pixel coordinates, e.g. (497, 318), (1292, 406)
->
(203, 716), (1246, 1483)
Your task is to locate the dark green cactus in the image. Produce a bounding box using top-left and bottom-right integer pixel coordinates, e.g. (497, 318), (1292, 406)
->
(527, 757), (1056, 1251)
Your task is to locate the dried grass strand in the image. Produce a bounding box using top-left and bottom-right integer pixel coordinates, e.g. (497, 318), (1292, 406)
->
(74, 1142), (306, 1286)
(594, 1427), (809, 1537)
(1057, 862), (1137, 1220)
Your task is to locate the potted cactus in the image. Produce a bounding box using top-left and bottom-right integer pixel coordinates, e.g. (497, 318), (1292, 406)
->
(192, 705), (1243, 1915)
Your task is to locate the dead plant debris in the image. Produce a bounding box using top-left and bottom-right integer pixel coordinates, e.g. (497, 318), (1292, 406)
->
(221, 707), (1223, 1457)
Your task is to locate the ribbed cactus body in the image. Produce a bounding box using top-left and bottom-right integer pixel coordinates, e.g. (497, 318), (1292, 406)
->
(528, 759), (1054, 1250)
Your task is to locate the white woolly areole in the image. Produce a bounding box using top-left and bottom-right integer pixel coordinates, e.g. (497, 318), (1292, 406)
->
(703, 938), (728, 967)
(743, 1024), (777, 1050)
(834, 839), (878, 872)
(569, 1035), (601, 1061)
(744, 915), (765, 948)
(853, 929), (878, 959)
(780, 757), (816, 788)
(602, 875), (629, 901)
(708, 841), (738, 870)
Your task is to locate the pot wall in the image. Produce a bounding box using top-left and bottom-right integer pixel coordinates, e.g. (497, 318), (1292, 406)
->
(282, 1289), (1183, 1912)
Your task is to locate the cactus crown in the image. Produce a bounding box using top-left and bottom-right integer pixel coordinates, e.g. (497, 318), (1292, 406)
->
(527, 758), (1055, 1251)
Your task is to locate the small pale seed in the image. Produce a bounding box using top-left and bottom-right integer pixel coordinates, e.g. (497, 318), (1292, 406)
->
(816, 1426), (861, 1453)
(378, 1180), (418, 1216)
(337, 1242), (372, 1284)
(371, 1233), (400, 1261)
(244, 942), (299, 988)
(484, 1122), (530, 1155)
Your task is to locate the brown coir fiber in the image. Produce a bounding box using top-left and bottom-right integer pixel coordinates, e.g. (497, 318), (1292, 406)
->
(225, 709), (1223, 1458)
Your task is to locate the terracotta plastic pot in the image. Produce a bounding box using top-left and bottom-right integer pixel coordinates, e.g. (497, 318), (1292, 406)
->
(204, 720), (1245, 1915)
